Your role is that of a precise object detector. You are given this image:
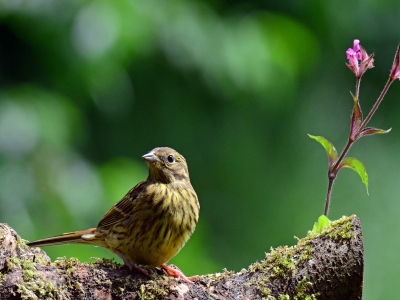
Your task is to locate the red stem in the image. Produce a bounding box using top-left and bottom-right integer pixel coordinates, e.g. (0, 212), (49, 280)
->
(332, 77), (393, 173)
(360, 78), (393, 130)
(324, 176), (335, 216)
(324, 76), (394, 217)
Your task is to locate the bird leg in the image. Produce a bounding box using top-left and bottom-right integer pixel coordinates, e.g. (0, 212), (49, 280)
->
(160, 264), (197, 283)
(114, 249), (148, 275)
(113, 250), (197, 283)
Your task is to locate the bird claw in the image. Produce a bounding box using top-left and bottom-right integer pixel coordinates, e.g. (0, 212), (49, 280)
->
(160, 264), (194, 284)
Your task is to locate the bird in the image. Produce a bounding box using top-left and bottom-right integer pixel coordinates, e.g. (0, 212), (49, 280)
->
(28, 147), (200, 283)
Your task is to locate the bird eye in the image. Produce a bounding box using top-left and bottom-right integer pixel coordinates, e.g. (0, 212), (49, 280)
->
(167, 155), (175, 163)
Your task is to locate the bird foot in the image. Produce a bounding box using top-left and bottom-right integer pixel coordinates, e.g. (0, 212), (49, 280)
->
(160, 264), (196, 283)
(114, 249), (195, 283)
(114, 249), (148, 275)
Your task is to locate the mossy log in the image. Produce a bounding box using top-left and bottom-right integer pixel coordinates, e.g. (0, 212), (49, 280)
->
(0, 215), (363, 299)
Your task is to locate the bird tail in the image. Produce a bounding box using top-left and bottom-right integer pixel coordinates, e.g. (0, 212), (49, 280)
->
(27, 228), (103, 248)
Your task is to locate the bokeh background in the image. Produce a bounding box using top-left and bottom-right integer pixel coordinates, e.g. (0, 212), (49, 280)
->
(0, 0), (399, 298)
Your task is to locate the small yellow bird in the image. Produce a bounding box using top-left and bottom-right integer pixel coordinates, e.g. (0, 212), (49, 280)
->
(28, 147), (199, 283)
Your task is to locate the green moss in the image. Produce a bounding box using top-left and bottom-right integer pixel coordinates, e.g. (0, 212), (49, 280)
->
(0, 272), (6, 285)
(91, 257), (119, 270)
(0, 246), (68, 300)
(111, 275), (170, 300)
(16, 280), (57, 300)
(251, 216), (355, 299)
(299, 215), (355, 244)
(328, 217), (354, 240)
(1, 226), (174, 299)
(222, 268), (234, 276)
(299, 245), (313, 262)
(7, 257), (58, 300)
(22, 269), (35, 281)
(53, 256), (82, 269)
(8, 257), (21, 270)
(256, 276), (270, 297)
(138, 282), (161, 299)
(199, 268), (235, 287)
(16, 236), (28, 253)
(312, 215), (355, 241)
(269, 246), (296, 278)
(263, 287), (271, 297)
(1, 216), (356, 299)
(248, 261), (262, 273)
(293, 277), (319, 300)
(254, 246), (298, 298)
(75, 281), (86, 294)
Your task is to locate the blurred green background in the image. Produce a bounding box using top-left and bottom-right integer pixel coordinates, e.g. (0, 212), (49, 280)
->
(0, 0), (399, 298)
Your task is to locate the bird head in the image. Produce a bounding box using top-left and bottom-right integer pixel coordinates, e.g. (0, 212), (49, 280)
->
(143, 147), (190, 184)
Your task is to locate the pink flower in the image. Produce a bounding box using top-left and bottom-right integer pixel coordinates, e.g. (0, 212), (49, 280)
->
(346, 39), (361, 60)
(346, 39), (374, 78)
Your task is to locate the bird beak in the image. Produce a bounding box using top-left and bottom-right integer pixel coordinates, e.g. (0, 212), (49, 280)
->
(142, 151), (159, 163)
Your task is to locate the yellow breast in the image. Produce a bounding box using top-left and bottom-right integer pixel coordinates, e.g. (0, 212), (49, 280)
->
(105, 182), (199, 268)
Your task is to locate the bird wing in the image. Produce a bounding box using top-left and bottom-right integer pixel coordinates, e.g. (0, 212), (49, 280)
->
(97, 181), (147, 229)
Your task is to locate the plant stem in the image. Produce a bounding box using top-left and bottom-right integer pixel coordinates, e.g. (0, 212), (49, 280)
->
(355, 77), (361, 99)
(331, 140), (352, 173)
(324, 176), (335, 216)
(360, 78), (393, 130)
(324, 76), (394, 217)
(333, 77), (393, 173)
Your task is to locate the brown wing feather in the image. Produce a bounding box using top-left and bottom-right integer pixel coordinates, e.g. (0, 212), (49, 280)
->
(97, 181), (147, 229)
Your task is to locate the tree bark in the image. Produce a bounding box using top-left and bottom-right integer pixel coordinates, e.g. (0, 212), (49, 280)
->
(0, 215), (363, 299)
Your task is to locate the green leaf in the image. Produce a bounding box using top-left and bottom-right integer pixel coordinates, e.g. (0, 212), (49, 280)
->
(312, 215), (331, 233)
(360, 127), (392, 138)
(308, 134), (338, 168)
(350, 92), (363, 139)
(338, 157), (369, 195)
